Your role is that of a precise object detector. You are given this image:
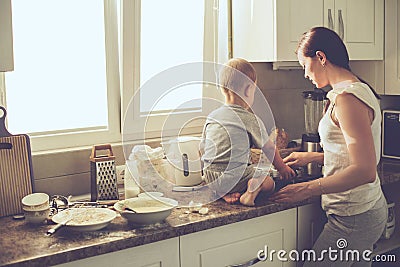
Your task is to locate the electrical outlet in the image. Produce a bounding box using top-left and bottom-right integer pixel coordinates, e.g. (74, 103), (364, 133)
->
(116, 165), (125, 185)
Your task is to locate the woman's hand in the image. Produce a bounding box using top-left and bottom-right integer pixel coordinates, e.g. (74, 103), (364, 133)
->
(283, 151), (323, 168)
(276, 164), (296, 180)
(269, 181), (314, 203)
(283, 152), (310, 167)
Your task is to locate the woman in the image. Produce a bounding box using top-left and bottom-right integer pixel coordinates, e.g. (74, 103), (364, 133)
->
(269, 27), (387, 266)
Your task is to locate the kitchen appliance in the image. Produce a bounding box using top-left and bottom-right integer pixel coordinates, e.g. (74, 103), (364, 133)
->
(162, 136), (203, 187)
(90, 144), (119, 202)
(0, 106), (35, 217)
(301, 89), (326, 177)
(382, 110), (400, 159)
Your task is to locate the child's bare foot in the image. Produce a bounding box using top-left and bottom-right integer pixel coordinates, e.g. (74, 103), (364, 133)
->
(222, 192), (241, 204)
(240, 179), (262, 206)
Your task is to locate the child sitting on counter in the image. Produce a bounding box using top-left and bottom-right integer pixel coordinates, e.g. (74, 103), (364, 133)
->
(201, 58), (296, 206)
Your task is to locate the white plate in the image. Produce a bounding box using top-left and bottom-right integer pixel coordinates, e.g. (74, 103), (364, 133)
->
(52, 208), (117, 231)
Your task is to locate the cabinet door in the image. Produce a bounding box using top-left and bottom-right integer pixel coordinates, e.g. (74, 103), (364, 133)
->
(0, 0), (14, 71)
(232, 0), (275, 62)
(54, 237), (180, 267)
(276, 0), (324, 61)
(232, 0), (383, 62)
(297, 203), (326, 267)
(385, 0), (400, 95)
(180, 208), (297, 267)
(232, 0), (323, 62)
(297, 203), (326, 251)
(334, 0), (383, 60)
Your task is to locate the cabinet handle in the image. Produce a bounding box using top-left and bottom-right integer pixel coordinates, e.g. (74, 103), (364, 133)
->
(328, 9), (333, 30)
(182, 153), (189, 176)
(338, 9), (344, 39)
(226, 257), (261, 267)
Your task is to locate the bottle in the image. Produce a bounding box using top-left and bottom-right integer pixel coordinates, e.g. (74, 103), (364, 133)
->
(124, 160), (140, 199)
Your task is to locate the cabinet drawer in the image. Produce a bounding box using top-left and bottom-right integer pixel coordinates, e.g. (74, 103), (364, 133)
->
(200, 230), (283, 267)
(54, 237), (180, 267)
(180, 208), (297, 267)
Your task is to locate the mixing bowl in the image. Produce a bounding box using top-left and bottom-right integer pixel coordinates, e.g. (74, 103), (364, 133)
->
(114, 197), (178, 225)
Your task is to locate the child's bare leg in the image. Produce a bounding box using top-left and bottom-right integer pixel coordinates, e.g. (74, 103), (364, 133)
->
(259, 176), (275, 193)
(222, 192), (241, 204)
(239, 179), (261, 206)
(240, 176), (275, 206)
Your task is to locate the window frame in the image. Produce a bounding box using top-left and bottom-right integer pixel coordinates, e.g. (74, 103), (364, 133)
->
(0, 0), (121, 152)
(120, 0), (224, 143)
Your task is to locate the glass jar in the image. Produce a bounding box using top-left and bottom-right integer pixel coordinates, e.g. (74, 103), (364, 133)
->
(124, 161), (140, 199)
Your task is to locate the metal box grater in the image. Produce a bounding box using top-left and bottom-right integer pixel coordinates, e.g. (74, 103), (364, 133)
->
(90, 144), (119, 202)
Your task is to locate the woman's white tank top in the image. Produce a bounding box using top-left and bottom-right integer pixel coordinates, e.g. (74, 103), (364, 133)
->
(319, 82), (383, 216)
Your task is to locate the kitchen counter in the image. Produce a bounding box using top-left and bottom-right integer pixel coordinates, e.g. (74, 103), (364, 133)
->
(1, 158), (399, 267)
(0, 196), (314, 267)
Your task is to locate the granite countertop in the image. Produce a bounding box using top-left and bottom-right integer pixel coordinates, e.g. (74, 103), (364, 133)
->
(1, 158), (399, 267)
(0, 196), (314, 267)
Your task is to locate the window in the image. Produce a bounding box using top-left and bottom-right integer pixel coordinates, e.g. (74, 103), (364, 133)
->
(0, 0), (120, 151)
(140, 0), (204, 113)
(121, 0), (227, 142)
(0, 0), (228, 151)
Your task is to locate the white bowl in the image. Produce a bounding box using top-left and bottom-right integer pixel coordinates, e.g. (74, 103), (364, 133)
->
(114, 197), (178, 225)
(24, 208), (50, 224)
(21, 193), (49, 211)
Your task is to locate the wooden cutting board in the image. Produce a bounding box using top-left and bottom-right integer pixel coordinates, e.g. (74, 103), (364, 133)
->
(0, 106), (34, 217)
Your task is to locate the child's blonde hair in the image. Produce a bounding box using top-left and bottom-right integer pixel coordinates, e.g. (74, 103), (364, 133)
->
(219, 58), (257, 94)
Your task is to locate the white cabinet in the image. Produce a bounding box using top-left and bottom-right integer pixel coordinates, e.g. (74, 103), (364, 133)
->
(326, 0), (383, 60)
(0, 0), (14, 71)
(52, 206), (323, 267)
(297, 203), (326, 267)
(384, 0), (400, 95)
(232, 0), (383, 62)
(180, 208), (297, 267)
(54, 237), (180, 267)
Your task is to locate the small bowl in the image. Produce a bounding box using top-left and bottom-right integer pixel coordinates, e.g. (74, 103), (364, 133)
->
(24, 208), (50, 224)
(22, 193), (49, 211)
(114, 197), (178, 225)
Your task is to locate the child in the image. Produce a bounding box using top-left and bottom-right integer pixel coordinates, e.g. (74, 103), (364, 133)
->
(201, 58), (295, 206)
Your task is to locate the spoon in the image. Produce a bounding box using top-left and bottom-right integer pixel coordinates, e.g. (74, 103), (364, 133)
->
(122, 204), (137, 213)
(46, 216), (73, 236)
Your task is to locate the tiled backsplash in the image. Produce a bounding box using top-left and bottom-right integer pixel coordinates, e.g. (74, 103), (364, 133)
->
(253, 62), (313, 140)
